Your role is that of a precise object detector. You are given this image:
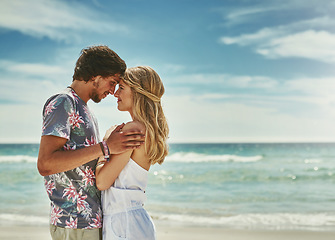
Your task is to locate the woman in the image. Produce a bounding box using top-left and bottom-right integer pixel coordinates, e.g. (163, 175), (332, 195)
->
(96, 66), (169, 240)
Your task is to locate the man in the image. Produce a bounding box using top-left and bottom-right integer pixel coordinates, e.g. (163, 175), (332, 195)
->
(37, 45), (144, 240)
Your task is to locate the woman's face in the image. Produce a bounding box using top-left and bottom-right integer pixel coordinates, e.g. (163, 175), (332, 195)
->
(114, 79), (133, 113)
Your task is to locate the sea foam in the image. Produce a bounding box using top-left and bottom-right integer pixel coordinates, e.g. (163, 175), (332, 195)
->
(0, 213), (49, 226)
(166, 152), (263, 163)
(154, 212), (335, 231)
(0, 155), (37, 163)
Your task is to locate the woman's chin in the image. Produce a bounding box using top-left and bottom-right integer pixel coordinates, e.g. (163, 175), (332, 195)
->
(117, 106), (125, 111)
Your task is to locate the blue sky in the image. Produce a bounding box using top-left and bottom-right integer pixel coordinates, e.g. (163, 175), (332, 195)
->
(1, 0), (335, 143)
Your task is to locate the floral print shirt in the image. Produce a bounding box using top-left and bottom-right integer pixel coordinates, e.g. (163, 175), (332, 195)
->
(42, 87), (102, 229)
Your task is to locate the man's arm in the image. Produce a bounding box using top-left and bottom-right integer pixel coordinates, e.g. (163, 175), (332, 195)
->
(37, 135), (104, 176)
(37, 124), (145, 176)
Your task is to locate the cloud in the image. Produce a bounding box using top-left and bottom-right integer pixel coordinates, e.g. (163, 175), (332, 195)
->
(219, 0), (335, 63)
(217, 0), (335, 28)
(219, 5), (283, 27)
(0, 60), (70, 77)
(161, 94), (335, 143)
(221, 75), (278, 89)
(285, 77), (335, 105)
(0, 77), (63, 105)
(0, 60), (71, 104)
(168, 73), (278, 88)
(1, 70), (334, 143)
(256, 30), (335, 63)
(221, 27), (335, 64)
(221, 28), (281, 46)
(1, 57), (329, 111)
(1, 54), (334, 143)
(0, 0), (129, 42)
(163, 71), (335, 122)
(164, 73), (278, 97)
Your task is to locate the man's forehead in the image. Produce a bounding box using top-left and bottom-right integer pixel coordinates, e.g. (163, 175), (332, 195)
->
(108, 74), (121, 83)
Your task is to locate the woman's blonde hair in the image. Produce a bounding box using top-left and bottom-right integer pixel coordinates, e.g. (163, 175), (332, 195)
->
(123, 66), (169, 165)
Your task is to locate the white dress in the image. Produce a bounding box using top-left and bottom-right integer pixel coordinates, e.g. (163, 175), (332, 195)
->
(101, 159), (156, 240)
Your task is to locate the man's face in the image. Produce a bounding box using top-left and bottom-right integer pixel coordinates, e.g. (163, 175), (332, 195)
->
(90, 74), (120, 103)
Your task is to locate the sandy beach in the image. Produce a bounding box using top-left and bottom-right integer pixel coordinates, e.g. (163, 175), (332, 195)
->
(1, 225), (335, 240)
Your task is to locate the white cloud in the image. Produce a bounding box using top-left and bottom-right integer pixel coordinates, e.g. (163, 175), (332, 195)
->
(220, 5), (282, 27)
(257, 30), (335, 63)
(217, 0), (335, 28)
(285, 77), (335, 105)
(158, 64), (185, 74)
(2, 88), (335, 143)
(0, 78), (63, 105)
(0, 0), (129, 42)
(2, 73), (335, 143)
(220, 3), (335, 64)
(220, 28), (282, 46)
(223, 75), (278, 89)
(162, 94), (335, 143)
(0, 60), (71, 104)
(166, 73), (278, 91)
(221, 28), (335, 63)
(1, 56), (335, 143)
(0, 60), (70, 77)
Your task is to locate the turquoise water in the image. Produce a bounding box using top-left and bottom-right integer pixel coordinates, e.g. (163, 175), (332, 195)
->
(1, 143), (335, 230)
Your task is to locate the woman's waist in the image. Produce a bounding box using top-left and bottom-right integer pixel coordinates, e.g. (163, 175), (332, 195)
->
(102, 187), (147, 213)
(103, 203), (146, 215)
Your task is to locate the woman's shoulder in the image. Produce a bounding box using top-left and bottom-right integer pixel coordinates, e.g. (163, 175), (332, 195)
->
(123, 121), (149, 169)
(122, 120), (146, 133)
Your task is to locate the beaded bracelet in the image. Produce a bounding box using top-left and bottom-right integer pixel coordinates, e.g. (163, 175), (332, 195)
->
(102, 141), (110, 162)
(99, 142), (105, 155)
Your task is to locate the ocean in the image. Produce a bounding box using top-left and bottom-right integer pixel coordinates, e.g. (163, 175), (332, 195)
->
(1, 143), (335, 231)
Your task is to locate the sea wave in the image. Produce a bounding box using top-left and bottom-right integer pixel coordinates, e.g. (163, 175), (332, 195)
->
(0, 213), (48, 226)
(0, 155), (37, 163)
(0, 153), (263, 164)
(166, 152), (263, 163)
(154, 212), (335, 231)
(2, 212), (335, 231)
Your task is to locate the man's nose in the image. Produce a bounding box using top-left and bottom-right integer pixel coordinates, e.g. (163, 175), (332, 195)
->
(109, 87), (115, 95)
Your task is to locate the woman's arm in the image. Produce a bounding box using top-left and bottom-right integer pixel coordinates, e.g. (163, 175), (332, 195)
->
(95, 121), (145, 191)
(95, 149), (132, 191)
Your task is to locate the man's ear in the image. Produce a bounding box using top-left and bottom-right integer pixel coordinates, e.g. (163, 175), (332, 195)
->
(90, 75), (102, 86)
(91, 75), (101, 82)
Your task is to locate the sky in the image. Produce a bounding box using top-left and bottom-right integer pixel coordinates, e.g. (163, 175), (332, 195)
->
(1, 0), (335, 143)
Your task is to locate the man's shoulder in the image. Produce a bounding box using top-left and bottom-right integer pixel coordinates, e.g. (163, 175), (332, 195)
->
(43, 89), (77, 117)
(45, 89), (75, 106)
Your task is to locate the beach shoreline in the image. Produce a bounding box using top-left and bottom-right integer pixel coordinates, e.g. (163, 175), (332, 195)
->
(2, 143), (335, 239)
(1, 224), (335, 240)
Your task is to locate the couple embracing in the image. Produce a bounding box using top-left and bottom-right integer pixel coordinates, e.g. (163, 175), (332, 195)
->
(37, 45), (169, 240)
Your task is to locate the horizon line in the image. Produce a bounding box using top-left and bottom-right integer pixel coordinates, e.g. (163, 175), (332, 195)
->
(1, 140), (335, 145)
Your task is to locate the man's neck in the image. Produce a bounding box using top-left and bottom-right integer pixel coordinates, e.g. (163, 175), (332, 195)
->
(70, 80), (91, 103)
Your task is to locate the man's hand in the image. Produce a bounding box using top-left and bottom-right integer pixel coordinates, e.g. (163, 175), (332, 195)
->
(105, 123), (145, 154)
(103, 125), (118, 141)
